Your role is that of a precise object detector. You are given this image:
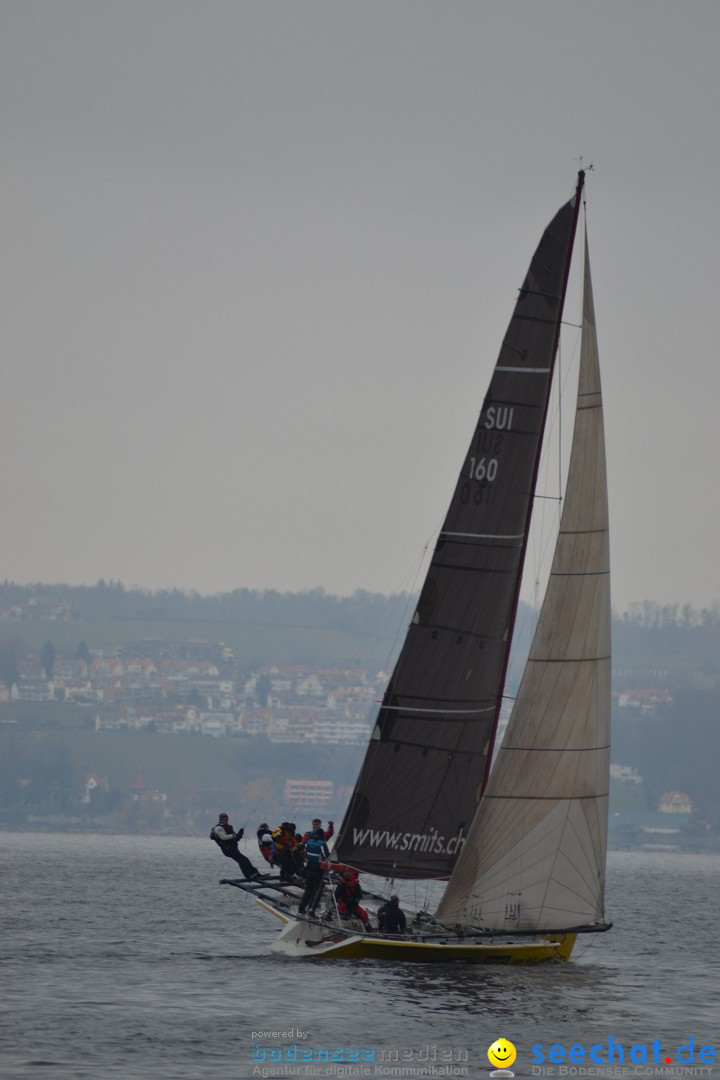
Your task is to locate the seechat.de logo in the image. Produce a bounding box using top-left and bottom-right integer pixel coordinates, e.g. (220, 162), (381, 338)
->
(531, 1038), (716, 1068)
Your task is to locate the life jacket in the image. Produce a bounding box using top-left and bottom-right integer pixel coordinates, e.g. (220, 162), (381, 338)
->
(326, 862), (355, 877)
(304, 837), (329, 868)
(271, 827), (291, 854)
(257, 829), (273, 862)
(335, 881), (369, 924)
(210, 824), (237, 854)
(335, 879), (362, 911)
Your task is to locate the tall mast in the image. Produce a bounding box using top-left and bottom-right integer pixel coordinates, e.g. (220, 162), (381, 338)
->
(479, 169), (586, 793)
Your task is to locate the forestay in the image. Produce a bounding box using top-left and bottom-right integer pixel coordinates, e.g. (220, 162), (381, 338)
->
(436, 235), (611, 929)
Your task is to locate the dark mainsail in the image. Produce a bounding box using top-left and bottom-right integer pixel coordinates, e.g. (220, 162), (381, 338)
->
(335, 178), (585, 878)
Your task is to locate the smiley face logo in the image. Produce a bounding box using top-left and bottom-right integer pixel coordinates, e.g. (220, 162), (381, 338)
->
(488, 1039), (517, 1070)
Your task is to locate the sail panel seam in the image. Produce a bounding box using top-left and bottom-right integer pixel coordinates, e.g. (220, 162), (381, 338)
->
(558, 527), (607, 535)
(515, 289), (562, 300)
(482, 792), (610, 800)
(495, 366), (551, 374)
(431, 561), (517, 574)
(441, 531), (525, 541)
(549, 570), (610, 577)
(414, 624), (495, 640)
(381, 704), (495, 715)
(511, 315), (561, 326)
(389, 691), (496, 704)
(500, 744), (610, 752)
(526, 655), (611, 663)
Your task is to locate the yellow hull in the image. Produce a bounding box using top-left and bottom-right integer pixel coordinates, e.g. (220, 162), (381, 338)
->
(290, 933), (576, 963)
(237, 884), (582, 963)
(267, 906), (577, 963)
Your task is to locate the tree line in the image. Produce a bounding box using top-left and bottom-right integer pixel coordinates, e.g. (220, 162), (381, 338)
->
(0, 580), (412, 637)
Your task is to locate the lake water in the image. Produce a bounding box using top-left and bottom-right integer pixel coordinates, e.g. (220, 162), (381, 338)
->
(1, 832), (719, 1080)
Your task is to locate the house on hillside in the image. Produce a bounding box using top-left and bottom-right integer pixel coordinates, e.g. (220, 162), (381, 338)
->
(239, 708), (271, 735)
(130, 774), (167, 803)
(616, 688), (672, 715)
(610, 764), (643, 784)
(80, 772), (110, 804)
(296, 674), (324, 697)
(269, 711), (316, 743)
(284, 779), (333, 812)
(658, 791), (693, 814)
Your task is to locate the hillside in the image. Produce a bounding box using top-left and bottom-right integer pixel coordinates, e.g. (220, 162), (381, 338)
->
(0, 583), (413, 669)
(2, 583), (720, 836)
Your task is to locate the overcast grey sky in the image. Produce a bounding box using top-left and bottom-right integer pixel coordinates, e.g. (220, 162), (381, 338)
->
(2, 1), (719, 613)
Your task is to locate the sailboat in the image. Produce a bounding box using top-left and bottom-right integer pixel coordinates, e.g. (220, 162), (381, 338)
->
(222, 171), (612, 962)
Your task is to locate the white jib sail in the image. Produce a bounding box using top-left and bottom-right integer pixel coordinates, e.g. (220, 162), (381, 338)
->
(436, 237), (610, 932)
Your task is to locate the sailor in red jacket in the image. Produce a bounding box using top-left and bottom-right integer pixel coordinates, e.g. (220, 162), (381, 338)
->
(334, 870), (370, 928)
(256, 823), (273, 864)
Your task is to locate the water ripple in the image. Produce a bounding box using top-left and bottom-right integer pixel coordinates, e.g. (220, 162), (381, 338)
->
(2, 834), (718, 1079)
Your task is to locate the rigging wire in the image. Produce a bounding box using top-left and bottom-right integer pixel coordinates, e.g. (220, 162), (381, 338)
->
(505, 247), (584, 724)
(526, 321), (583, 612)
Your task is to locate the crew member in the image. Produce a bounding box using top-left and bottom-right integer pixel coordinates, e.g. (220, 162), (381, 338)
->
(334, 870), (370, 928)
(256, 823), (273, 865)
(377, 895), (406, 934)
(300, 818), (334, 846)
(271, 823), (302, 882)
(211, 814), (266, 881)
(298, 828), (330, 916)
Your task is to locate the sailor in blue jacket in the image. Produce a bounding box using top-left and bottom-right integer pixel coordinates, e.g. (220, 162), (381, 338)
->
(298, 828), (330, 915)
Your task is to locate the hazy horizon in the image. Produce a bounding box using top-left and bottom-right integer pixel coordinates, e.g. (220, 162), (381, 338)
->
(3, 2), (719, 613)
(2, 576), (714, 623)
